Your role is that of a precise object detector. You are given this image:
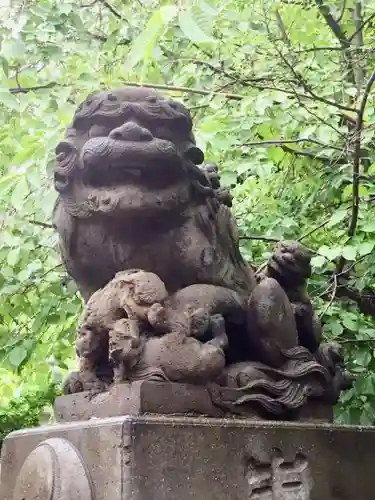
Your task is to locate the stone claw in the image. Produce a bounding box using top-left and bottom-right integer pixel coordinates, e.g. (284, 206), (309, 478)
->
(190, 307), (210, 337)
(147, 302), (167, 329)
(208, 314), (229, 351)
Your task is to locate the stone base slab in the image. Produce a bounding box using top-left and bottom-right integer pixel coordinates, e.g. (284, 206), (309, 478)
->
(2, 415), (375, 500)
(54, 381), (333, 423)
(54, 381), (228, 422)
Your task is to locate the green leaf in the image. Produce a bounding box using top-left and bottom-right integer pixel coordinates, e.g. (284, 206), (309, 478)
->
(219, 169), (237, 186)
(361, 221), (375, 233)
(342, 184), (352, 200)
(0, 89), (19, 110)
(361, 376), (375, 396)
(7, 248), (20, 267)
(360, 410), (373, 426)
(8, 346), (28, 368)
(329, 322), (344, 337)
(0, 56), (9, 77)
(356, 349), (371, 367)
(340, 387), (354, 403)
(10, 177), (29, 208)
(342, 314), (357, 331)
(318, 245), (341, 261)
(358, 242), (375, 256)
(178, 9), (215, 43)
(311, 255), (326, 268)
(1, 39), (27, 60)
(342, 245), (357, 261)
(124, 6), (178, 71)
(327, 209), (347, 228)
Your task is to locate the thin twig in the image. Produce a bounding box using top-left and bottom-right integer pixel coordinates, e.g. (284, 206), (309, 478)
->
(277, 144), (342, 163)
(336, 0), (347, 23)
(339, 339), (375, 344)
(9, 82), (61, 94)
(298, 217), (333, 241)
(80, 0), (98, 6)
(239, 235), (280, 242)
(296, 46), (345, 53)
(100, 0), (122, 19)
(21, 264), (63, 295)
(176, 58), (239, 82)
(120, 81), (244, 100)
(336, 253), (371, 277)
(319, 274), (338, 318)
(25, 219), (54, 229)
(297, 100), (347, 139)
(242, 138), (343, 152)
(348, 12), (375, 42)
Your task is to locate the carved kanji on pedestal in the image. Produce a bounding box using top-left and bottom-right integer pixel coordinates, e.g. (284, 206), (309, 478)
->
(246, 450), (311, 500)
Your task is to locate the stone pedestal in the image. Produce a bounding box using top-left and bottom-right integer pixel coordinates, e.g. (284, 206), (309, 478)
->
(53, 382), (333, 423)
(1, 414), (375, 500)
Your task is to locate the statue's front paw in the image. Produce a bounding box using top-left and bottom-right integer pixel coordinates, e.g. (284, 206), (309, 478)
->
(190, 308), (210, 337)
(147, 302), (167, 330)
(62, 371), (84, 395)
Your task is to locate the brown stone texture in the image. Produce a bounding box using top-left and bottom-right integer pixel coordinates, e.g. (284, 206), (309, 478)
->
(54, 382), (227, 422)
(1, 415), (375, 500)
(52, 87), (352, 419)
(53, 381), (332, 423)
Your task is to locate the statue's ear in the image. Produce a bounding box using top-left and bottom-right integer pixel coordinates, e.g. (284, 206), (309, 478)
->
(181, 141), (204, 165)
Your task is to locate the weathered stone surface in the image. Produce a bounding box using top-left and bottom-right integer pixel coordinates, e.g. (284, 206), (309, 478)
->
(246, 277), (298, 367)
(51, 86), (352, 420)
(12, 438), (93, 500)
(54, 381), (333, 423)
(1, 417), (128, 500)
(1, 415), (375, 500)
(54, 381), (228, 422)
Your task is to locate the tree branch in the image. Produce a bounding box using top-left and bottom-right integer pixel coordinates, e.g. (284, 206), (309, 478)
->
(297, 100), (347, 138)
(319, 274), (338, 318)
(275, 9), (292, 45)
(298, 216), (334, 241)
(279, 145), (336, 163)
(80, 0), (98, 6)
(242, 138), (344, 152)
(336, 0), (347, 23)
(296, 45), (343, 53)
(239, 235), (280, 242)
(315, 0), (349, 47)
(9, 82), (61, 94)
(348, 12), (375, 42)
(315, 0), (357, 86)
(25, 219), (54, 229)
(99, 0), (122, 19)
(348, 68), (375, 238)
(120, 81), (244, 100)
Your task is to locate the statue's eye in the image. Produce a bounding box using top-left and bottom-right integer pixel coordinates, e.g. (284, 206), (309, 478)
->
(89, 124), (109, 137)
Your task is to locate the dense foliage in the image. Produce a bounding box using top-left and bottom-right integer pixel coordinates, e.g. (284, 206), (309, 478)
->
(0, 383), (59, 449)
(1, 0), (375, 433)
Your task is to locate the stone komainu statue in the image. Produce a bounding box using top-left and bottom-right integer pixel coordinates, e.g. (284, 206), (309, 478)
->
(52, 87), (351, 419)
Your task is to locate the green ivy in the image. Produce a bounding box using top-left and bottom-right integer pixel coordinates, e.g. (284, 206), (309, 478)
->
(0, 384), (60, 447)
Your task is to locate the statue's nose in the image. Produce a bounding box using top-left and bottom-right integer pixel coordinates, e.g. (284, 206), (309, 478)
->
(109, 121), (153, 141)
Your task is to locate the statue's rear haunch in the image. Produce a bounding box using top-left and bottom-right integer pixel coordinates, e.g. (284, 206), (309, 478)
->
(53, 87), (352, 420)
